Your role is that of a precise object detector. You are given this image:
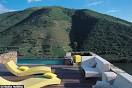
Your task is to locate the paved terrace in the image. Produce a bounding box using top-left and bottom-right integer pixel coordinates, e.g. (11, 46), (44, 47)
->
(0, 64), (99, 88)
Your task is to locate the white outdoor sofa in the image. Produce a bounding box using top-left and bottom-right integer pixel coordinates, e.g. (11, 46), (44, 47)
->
(93, 72), (132, 88)
(81, 55), (111, 77)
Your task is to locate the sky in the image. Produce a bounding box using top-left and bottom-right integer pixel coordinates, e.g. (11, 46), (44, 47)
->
(0, 0), (132, 22)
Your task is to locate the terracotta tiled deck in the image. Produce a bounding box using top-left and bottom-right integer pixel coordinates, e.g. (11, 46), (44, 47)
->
(0, 64), (99, 88)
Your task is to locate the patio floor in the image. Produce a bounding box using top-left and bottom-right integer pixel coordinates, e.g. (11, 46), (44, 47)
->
(0, 64), (99, 88)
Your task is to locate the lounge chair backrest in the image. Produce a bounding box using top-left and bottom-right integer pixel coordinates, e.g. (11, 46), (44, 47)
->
(95, 55), (110, 73)
(5, 60), (21, 75)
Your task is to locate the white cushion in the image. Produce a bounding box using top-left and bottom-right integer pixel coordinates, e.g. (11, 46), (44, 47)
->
(102, 72), (117, 84)
(81, 55), (110, 78)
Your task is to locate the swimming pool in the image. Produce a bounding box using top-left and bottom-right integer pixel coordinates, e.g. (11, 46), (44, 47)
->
(17, 58), (64, 65)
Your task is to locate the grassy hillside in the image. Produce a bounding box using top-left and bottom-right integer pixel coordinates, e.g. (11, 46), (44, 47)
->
(0, 6), (132, 60)
(70, 10), (132, 61)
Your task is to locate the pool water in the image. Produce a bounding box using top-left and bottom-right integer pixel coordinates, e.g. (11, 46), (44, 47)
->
(17, 58), (64, 65)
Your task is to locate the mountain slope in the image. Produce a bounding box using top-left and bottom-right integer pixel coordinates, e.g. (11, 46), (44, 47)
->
(0, 6), (132, 60)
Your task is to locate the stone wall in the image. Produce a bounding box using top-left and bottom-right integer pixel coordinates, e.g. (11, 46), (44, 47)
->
(0, 51), (17, 64)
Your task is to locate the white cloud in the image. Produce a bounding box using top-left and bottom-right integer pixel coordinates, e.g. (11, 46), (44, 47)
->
(106, 9), (120, 13)
(0, 3), (15, 14)
(84, 0), (104, 8)
(27, 0), (42, 3)
(87, 1), (104, 6)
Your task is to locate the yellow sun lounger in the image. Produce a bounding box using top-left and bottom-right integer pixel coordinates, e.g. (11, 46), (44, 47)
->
(0, 72), (61, 88)
(5, 60), (52, 76)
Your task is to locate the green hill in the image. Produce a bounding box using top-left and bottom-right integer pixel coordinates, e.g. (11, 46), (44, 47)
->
(0, 6), (132, 60)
